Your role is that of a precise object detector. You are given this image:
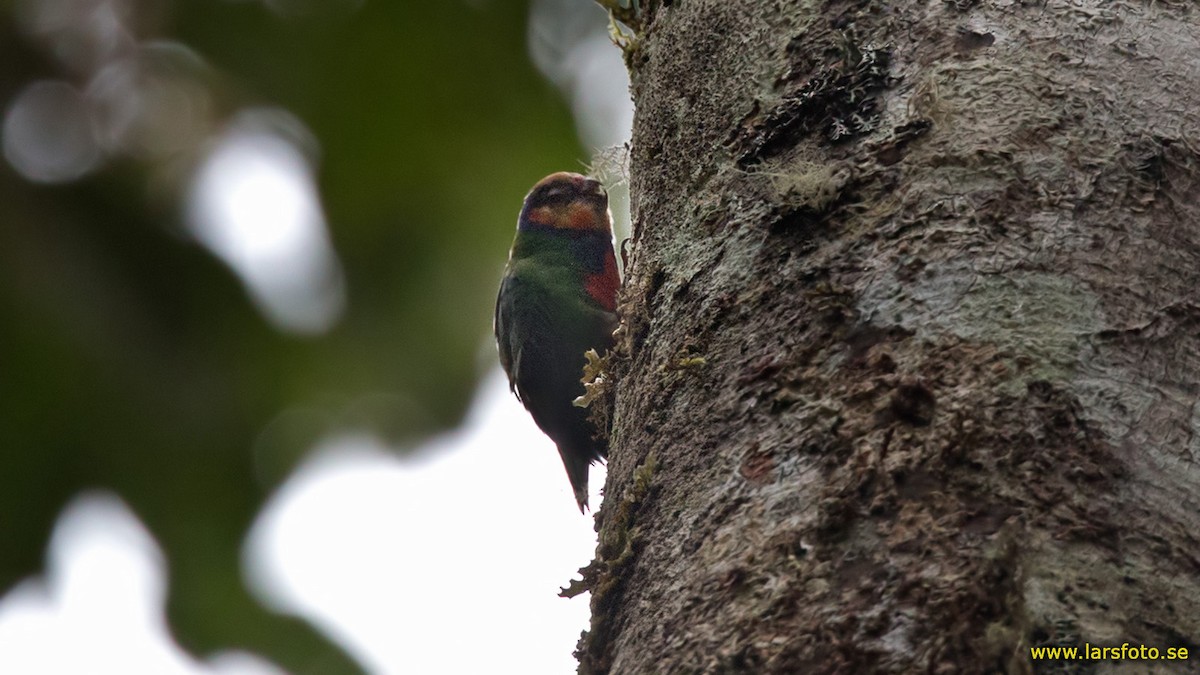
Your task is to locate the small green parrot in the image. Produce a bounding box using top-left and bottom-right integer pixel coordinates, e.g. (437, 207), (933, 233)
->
(495, 172), (620, 512)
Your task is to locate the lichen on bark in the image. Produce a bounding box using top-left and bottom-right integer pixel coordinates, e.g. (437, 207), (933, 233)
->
(582, 0), (1200, 673)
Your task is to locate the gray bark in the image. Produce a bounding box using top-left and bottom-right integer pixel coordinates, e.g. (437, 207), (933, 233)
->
(578, 0), (1200, 673)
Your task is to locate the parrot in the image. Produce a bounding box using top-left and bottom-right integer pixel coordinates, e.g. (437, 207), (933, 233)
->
(494, 172), (620, 512)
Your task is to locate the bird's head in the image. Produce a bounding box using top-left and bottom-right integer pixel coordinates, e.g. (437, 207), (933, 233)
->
(518, 172), (611, 234)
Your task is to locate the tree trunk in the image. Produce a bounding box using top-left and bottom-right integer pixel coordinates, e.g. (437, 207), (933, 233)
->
(578, 1), (1200, 672)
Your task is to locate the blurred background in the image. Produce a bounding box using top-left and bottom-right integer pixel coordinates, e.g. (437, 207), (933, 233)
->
(0, 0), (632, 672)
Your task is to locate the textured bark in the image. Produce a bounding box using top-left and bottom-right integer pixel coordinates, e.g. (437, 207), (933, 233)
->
(579, 0), (1200, 673)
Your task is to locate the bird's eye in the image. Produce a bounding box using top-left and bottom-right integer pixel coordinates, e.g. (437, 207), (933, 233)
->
(532, 186), (573, 206)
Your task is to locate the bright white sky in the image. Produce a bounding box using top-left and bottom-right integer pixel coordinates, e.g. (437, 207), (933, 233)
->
(0, 493), (285, 675)
(246, 372), (606, 674)
(0, 374), (603, 674)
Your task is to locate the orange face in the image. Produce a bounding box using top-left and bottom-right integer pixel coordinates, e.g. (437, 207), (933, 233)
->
(523, 202), (610, 232)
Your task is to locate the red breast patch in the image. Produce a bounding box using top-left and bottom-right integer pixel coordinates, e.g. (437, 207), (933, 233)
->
(585, 250), (619, 312)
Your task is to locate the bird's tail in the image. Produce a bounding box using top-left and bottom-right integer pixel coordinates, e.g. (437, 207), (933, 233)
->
(560, 444), (600, 513)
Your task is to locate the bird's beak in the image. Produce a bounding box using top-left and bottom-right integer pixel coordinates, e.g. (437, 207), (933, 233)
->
(579, 176), (604, 196)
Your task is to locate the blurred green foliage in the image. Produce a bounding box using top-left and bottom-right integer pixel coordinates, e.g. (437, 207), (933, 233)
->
(0, 1), (586, 671)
